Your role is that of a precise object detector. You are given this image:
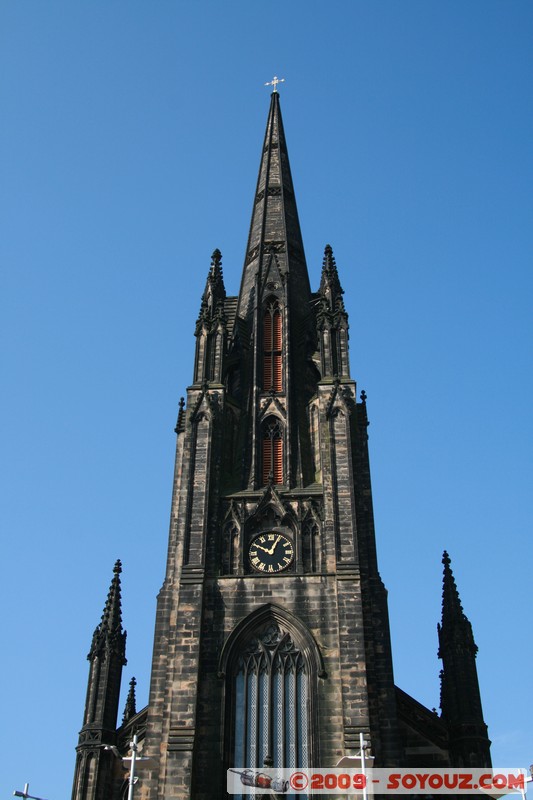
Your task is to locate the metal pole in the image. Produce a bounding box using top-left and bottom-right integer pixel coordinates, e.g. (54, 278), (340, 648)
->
(359, 732), (368, 800)
(127, 733), (138, 800)
(13, 784), (48, 800)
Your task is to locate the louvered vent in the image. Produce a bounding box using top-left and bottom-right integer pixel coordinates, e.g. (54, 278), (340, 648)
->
(263, 304), (282, 391)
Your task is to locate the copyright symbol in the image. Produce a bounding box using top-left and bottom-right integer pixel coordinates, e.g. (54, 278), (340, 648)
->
(290, 772), (309, 790)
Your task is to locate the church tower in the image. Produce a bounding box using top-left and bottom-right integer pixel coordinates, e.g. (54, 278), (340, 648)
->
(142, 88), (402, 798)
(71, 89), (491, 800)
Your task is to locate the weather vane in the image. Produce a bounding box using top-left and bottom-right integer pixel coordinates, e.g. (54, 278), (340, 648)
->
(265, 76), (285, 93)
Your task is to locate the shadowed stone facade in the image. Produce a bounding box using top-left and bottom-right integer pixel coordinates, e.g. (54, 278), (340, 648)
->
(71, 92), (491, 800)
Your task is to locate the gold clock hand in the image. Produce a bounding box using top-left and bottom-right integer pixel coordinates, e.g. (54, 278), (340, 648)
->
(253, 544), (271, 554)
(268, 535), (282, 555)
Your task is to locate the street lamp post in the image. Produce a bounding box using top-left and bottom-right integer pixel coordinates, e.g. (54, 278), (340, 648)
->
(335, 732), (374, 800)
(125, 734), (140, 800)
(105, 732), (153, 799)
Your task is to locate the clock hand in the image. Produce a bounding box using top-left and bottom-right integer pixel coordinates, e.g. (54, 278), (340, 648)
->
(253, 544), (271, 554)
(268, 535), (282, 555)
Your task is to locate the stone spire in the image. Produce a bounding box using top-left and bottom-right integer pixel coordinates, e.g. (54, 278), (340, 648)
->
(316, 244), (350, 379)
(437, 551), (491, 767)
(73, 561), (128, 800)
(122, 676), (137, 725)
(319, 243), (344, 307)
(88, 559), (127, 662)
(440, 550), (469, 630)
(193, 249), (227, 385)
(195, 249), (226, 330)
(236, 91), (311, 321)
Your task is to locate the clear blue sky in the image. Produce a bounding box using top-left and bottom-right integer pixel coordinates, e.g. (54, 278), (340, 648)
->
(1, 2), (532, 797)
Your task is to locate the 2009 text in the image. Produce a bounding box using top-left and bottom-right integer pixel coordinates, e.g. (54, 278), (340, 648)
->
(227, 767), (527, 795)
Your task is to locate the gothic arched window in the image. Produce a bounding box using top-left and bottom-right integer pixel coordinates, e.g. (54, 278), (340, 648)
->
(262, 418), (283, 485)
(222, 523), (239, 576)
(231, 622), (309, 773)
(309, 404), (320, 480)
(302, 519), (321, 573)
(330, 327), (339, 377)
(263, 302), (282, 392)
(221, 606), (325, 800)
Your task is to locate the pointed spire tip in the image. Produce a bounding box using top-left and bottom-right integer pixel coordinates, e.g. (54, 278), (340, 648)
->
(122, 675), (138, 725)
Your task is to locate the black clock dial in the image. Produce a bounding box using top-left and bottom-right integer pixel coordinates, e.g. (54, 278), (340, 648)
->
(248, 532), (294, 573)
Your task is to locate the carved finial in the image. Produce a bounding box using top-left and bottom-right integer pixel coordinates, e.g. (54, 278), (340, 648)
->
(175, 397), (186, 434)
(122, 676), (137, 725)
(440, 550), (467, 627)
(265, 76), (285, 93)
(323, 243), (335, 267)
(360, 390), (367, 404)
(210, 248), (223, 276)
(322, 244), (340, 277)
(320, 244), (344, 300)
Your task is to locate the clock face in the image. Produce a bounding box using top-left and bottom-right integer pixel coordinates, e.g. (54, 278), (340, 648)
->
(248, 532), (294, 573)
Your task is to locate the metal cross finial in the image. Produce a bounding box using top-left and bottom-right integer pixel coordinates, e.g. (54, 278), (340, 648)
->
(265, 76), (285, 93)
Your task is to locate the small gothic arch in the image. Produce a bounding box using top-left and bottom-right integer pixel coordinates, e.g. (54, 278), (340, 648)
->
(189, 394), (212, 426)
(302, 508), (322, 574)
(259, 394), (287, 422)
(308, 402), (321, 479)
(325, 381), (355, 421)
(224, 361), (241, 399)
(222, 521), (240, 576)
(261, 416), (284, 485)
(331, 327), (341, 377)
(253, 484), (285, 519)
